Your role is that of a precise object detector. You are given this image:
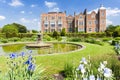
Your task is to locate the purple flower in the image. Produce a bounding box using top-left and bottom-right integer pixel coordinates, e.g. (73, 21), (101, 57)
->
(104, 68), (112, 78)
(9, 53), (17, 59)
(28, 63), (35, 71)
(24, 59), (31, 65)
(89, 75), (95, 80)
(20, 52), (25, 57)
(28, 50), (32, 53)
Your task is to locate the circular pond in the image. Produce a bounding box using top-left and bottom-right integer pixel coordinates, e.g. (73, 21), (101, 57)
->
(0, 43), (82, 56)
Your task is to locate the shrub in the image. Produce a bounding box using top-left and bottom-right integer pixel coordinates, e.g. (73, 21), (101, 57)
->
(68, 37), (82, 42)
(8, 37), (20, 42)
(111, 40), (119, 45)
(114, 37), (120, 40)
(102, 37), (113, 42)
(1, 38), (8, 43)
(43, 35), (52, 41)
(63, 62), (75, 78)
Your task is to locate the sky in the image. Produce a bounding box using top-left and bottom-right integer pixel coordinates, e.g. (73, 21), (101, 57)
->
(0, 0), (120, 31)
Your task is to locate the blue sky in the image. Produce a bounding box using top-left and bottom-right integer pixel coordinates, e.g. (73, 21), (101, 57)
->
(0, 0), (120, 31)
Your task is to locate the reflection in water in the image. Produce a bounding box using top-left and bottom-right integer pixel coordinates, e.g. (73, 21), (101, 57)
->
(2, 44), (25, 53)
(0, 43), (81, 55)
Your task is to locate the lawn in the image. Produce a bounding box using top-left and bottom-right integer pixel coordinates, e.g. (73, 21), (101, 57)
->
(0, 42), (116, 76)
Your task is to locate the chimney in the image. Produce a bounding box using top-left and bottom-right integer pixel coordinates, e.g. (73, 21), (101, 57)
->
(74, 12), (76, 16)
(64, 10), (66, 14)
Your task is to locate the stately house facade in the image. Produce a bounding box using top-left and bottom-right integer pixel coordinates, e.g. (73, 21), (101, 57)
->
(41, 5), (106, 33)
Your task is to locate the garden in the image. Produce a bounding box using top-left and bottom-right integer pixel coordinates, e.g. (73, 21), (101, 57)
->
(0, 24), (120, 80)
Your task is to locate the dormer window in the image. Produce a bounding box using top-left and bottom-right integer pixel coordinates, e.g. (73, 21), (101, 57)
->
(80, 16), (82, 19)
(91, 14), (95, 18)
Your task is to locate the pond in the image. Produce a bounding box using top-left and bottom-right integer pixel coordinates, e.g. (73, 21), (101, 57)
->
(0, 43), (82, 56)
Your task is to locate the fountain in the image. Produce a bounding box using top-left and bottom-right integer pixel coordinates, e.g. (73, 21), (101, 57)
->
(26, 33), (51, 48)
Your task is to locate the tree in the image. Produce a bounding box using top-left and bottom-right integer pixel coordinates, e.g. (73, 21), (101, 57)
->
(52, 31), (59, 39)
(32, 30), (38, 33)
(2, 24), (18, 38)
(60, 28), (66, 36)
(12, 23), (27, 33)
(105, 25), (116, 37)
(113, 25), (120, 37)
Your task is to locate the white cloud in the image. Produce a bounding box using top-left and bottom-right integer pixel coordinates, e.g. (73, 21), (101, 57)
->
(30, 4), (37, 8)
(9, 0), (24, 7)
(106, 7), (120, 16)
(20, 11), (25, 14)
(0, 15), (6, 20)
(49, 7), (60, 12)
(106, 19), (113, 26)
(44, 1), (60, 12)
(45, 1), (57, 8)
(88, 7), (120, 17)
(20, 18), (29, 23)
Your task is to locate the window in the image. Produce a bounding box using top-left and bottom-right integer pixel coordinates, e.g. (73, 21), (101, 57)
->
(58, 24), (62, 27)
(51, 16), (55, 20)
(91, 15), (95, 18)
(50, 21), (55, 27)
(95, 20), (98, 24)
(58, 16), (62, 20)
(89, 28), (92, 32)
(78, 28), (84, 32)
(102, 12), (104, 16)
(79, 21), (84, 26)
(44, 21), (48, 27)
(44, 24), (48, 27)
(80, 16), (82, 19)
(89, 21), (92, 25)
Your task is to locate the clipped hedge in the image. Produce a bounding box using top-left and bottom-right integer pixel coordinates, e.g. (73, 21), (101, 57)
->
(66, 33), (106, 38)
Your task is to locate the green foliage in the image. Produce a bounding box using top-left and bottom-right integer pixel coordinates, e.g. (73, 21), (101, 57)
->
(43, 35), (52, 41)
(102, 37), (113, 42)
(111, 40), (119, 45)
(2, 24), (18, 38)
(52, 31), (59, 39)
(60, 28), (66, 36)
(63, 62), (75, 78)
(8, 37), (20, 42)
(114, 37), (120, 40)
(105, 25), (120, 37)
(12, 23), (27, 33)
(68, 37), (82, 42)
(32, 30), (39, 33)
(66, 33), (106, 38)
(1, 38), (8, 43)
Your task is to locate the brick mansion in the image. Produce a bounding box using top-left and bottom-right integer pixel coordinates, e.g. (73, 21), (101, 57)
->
(41, 5), (106, 33)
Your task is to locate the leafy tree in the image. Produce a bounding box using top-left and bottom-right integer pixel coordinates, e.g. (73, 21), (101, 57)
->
(113, 25), (120, 37)
(2, 24), (18, 38)
(61, 28), (66, 36)
(0, 28), (2, 33)
(32, 30), (38, 33)
(12, 23), (27, 33)
(52, 31), (59, 39)
(105, 25), (116, 37)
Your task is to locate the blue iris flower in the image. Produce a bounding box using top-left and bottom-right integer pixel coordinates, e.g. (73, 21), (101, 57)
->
(28, 63), (35, 71)
(9, 53), (17, 59)
(28, 50), (32, 54)
(24, 60), (31, 65)
(20, 52), (25, 57)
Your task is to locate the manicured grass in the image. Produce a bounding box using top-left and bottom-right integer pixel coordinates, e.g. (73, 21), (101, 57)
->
(0, 42), (115, 76)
